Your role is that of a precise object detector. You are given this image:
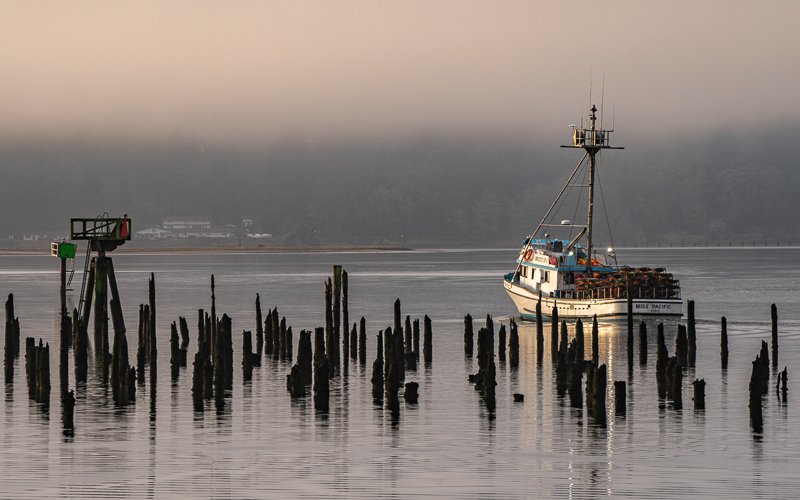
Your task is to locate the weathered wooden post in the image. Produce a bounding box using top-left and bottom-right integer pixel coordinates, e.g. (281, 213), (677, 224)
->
(342, 269), (349, 363)
(627, 273), (634, 368)
(404, 382), (419, 404)
(720, 316), (728, 369)
(242, 330), (253, 381)
(285, 326), (293, 363)
(255, 294), (263, 362)
(413, 318), (420, 359)
(271, 308), (279, 360)
(73, 309), (87, 383)
(313, 327), (329, 410)
(593, 364), (607, 425)
(404, 315), (415, 370)
(777, 367), (788, 402)
(551, 304), (559, 362)
(614, 380), (626, 415)
(297, 329), (313, 385)
(178, 316), (190, 366)
(559, 320), (568, 356)
(264, 307), (274, 355)
(286, 364), (305, 397)
(325, 279), (334, 369)
(568, 340), (582, 407)
(498, 324), (506, 362)
(359, 317), (367, 364)
(591, 314), (599, 367)
(423, 315), (432, 364)
(749, 345), (769, 432)
(333, 266), (342, 368)
(536, 293), (543, 363)
(170, 322), (181, 378)
(639, 321), (647, 365)
(771, 303), (778, 369)
(350, 323), (358, 360)
(464, 313), (474, 357)
(687, 300), (696, 366)
(692, 379), (705, 410)
(575, 318), (584, 368)
(509, 318), (519, 368)
(62, 389), (75, 435)
(656, 323), (668, 398)
(371, 331), (384, 399)
(676, 324), (688, 367)
(585, 361), (596, 410)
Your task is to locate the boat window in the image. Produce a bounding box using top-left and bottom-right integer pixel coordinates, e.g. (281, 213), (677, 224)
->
(542, 271), (549, 283)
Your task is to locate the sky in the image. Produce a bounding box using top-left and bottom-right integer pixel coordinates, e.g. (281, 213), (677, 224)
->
(1, 1), (798, 144)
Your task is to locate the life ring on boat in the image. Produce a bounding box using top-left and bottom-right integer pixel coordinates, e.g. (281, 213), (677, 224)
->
(523, 249), (533, 261)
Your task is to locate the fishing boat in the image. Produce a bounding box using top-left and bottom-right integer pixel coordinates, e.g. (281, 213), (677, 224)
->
(503, 104), (682, 319)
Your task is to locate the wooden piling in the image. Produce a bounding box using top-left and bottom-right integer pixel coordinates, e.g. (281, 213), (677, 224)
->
(693, 379), (705, 410)
(656, 323), (668, 398)
(593, 364), (607, 425)
(325, 279), (334, 368)
(575, 319), (584, 368)
(559, 320), (567, 356)
(720, 316), (728, 369)
(255, 294), (263, 361)
(178, 316), (190, 366)
(464, 313), (473, 357)
(585, 361), (596, 410)
(404, 382), (419, 404)
(498, 324), (506, 362)
(776, 367), (787, 401)
(342, 269), (349, 363)
(242, 330), (253, 381)
(313, 327), (329, 410)
(749, 346), (769, 432)
(73, 309), (87, 383)
(287, 364), (305, 397)
(271, 309), (279, 360)
(350, 322), (358, 360)
(413, 318), (420, 359)
(687, 300), (696, 366)
(359, 317), (367, 364)
(536, 293), (543, 363)
(771, 303), (778, 368)
(614, 380), (626, 414)
(264, 307), (274, 355)
(371, 331), (384, 399)
(423, 315), (432, 364)
(333, 266), (342, 368)
(285, 326), (293, 363)
(639, 321), (647, 365)
(62, 389), (75, 434)
(568, 340), (582, 407)
(676, 324), (688, 367)
(110, 298), (133, 405)
(404, 315), (412, 356)
(170, 322), (180, 372)
(551, 304), (559, 362)
(627, 273), (633, 367)
(508, 319), (519, 368)
(592, 314), (599, 367)
(297, 329), (313, 385)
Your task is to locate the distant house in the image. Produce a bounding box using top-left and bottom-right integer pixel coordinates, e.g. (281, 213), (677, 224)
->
(135, 227), (174, 239)
(242, 218), (253, 228)
(23, 230), (70, 242)
(161, 216), (212, 230)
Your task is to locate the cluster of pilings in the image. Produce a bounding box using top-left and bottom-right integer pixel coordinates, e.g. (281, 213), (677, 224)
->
(191, 275), (234, 409)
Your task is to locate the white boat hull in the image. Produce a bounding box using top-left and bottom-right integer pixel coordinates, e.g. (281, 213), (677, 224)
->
(504, 279), (682, 320)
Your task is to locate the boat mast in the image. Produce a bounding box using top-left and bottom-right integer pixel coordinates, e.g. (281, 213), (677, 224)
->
(561, 102), (623, 276)
(586, 105), (598, 276)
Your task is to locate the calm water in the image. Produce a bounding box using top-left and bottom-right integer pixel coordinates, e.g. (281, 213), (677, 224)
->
(1, 247), (798, 499)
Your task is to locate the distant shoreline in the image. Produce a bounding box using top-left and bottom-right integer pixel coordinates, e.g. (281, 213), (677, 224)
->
(0, 245), (407, 255)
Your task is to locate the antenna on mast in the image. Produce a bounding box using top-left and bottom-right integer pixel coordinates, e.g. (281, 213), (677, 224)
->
(600, 74), (605, 129)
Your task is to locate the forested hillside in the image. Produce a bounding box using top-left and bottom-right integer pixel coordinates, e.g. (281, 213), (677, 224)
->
(1, 124), (797, 247)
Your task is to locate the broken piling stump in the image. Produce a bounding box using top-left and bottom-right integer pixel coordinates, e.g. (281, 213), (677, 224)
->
(693, 379), (705, 410)
(508, 319), (519, 368)
(639, 321), (647, 365)
(614, 380), (626, 415)
(423, 315), (432, 364)
(404, 382), (419, 404)
(464, 313), (473, 357)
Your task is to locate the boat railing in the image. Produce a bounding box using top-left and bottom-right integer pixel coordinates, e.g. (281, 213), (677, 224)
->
(575, 284), (681, 301)
(572, 128), (610, 148)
